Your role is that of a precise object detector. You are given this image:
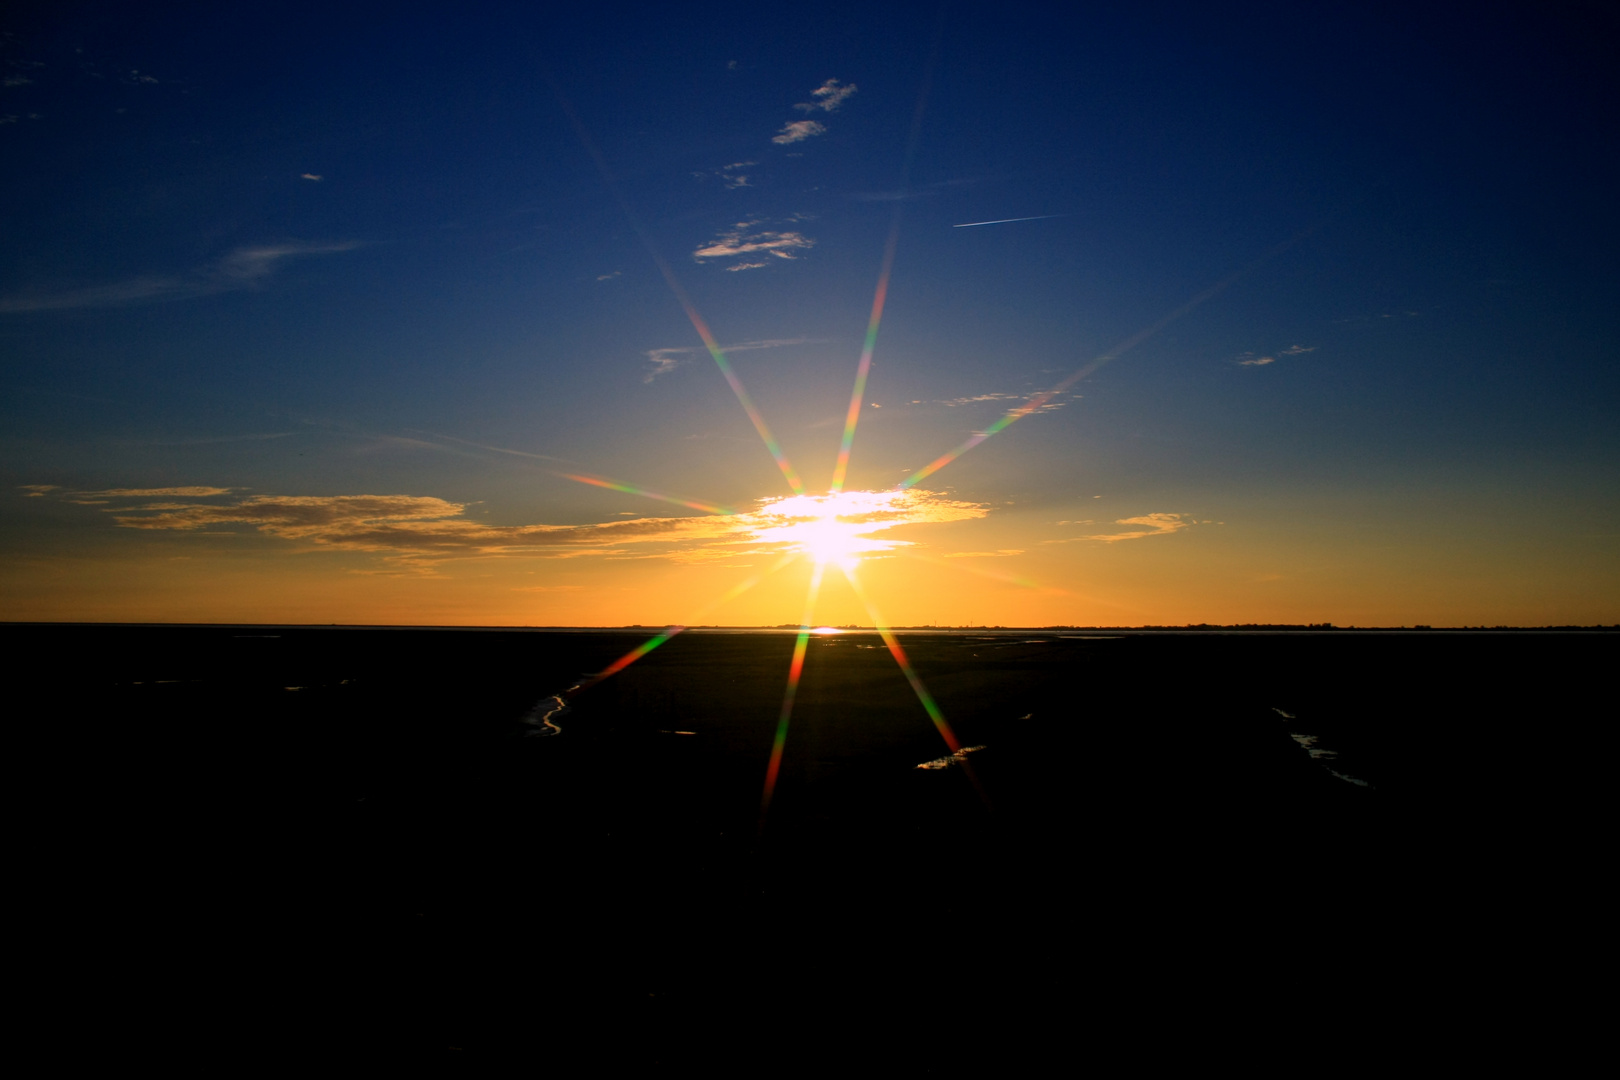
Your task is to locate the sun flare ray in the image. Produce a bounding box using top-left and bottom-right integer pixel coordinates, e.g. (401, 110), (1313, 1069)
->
(559, 472), (736, 516)
(838, 565), (960, 753)
(550, 79), (806, 496)
(829, 225), (899, 493)
(564, 551), (800, 698)
(759, 561), (826, 832)
(899, 233), (1310, 490)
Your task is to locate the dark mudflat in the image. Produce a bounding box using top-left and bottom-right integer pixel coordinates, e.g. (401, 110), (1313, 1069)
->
(11, 626), (1608, 1067)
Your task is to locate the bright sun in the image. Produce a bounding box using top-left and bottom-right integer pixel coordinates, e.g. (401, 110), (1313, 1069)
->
(797, 514), (866, 566)
(750, 489), (924, 569)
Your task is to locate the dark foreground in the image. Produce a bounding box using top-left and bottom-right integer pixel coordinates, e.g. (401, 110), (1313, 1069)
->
(12, 626), (1610, 1067)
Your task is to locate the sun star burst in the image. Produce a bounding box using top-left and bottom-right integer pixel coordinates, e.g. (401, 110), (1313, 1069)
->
(750, 489), (916, 568)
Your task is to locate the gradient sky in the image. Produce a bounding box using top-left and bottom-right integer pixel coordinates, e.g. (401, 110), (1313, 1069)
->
(3, 2), (1616, 626)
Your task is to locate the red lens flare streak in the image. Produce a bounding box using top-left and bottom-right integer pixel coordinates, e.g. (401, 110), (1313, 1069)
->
(563, 551), (799, 698)
(758, 562), (827, 833)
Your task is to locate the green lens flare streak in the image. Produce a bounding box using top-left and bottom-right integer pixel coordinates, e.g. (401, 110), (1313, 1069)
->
(830, 18), (937, 494)
(574, 625), (682, 695)
(690, 317), (806, 496)
(839, 565), (960, 753)
(566, 552), (799, 698)
(899, 402), (1037, 490)
(898, 232), (1312, 490)
(758, 562), (826, 832)
(829, 225), (899, 493)
(559, 472), (736, 516)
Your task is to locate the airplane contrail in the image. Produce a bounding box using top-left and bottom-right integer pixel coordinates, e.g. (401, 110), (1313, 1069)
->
(952, 214), (1068, 228)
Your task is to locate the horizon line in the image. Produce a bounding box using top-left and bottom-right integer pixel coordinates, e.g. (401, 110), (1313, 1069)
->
(2, 621), (1614, 633)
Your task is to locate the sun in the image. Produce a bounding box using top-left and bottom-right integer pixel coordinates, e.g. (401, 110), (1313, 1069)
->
(544, 88), (1014, 829)
(795, 513), (866, 568)
(776, 492), (880, 568)
(746, 489), (941, 570)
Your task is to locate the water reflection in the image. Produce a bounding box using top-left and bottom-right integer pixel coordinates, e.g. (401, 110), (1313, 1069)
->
(1273, 707), (1371, 787)
(917, 744), (987, 770)
(522, 690), (577, 737)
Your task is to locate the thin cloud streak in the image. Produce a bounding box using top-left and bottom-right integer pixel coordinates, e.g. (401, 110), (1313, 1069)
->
(0, 241), (362, 312)
(643, 338), (810, 383)
(772, 120), (825, 145)
(1043, 513), (1202, 544)
(952, 214), (1069, 228)
(79, 486), (236, 498)
(928, 392), (1067, 412)
(132, 432), (299, 447)
(1237, 344), (1314, 366)
(406, 431), (570, 463)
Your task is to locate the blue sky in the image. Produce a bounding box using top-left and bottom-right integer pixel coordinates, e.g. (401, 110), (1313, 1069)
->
(3, 2), (1616, 625)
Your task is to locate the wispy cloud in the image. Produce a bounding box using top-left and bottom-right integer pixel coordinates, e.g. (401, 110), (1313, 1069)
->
(693, 161), (757, 188)
(643, 338), (809, 382)
(132, 432), (297, 447)
(769, 79), (855, 145)
(1237, 344), (1315, 366)
(596, 270), (622, 281)
(68, 485), (985, 567)
(851, 178), (984, 203)
(644, 347), (692, 382)
(692, 221), (814, 270)
(301, 173), (323, 181)
(943, 549), (1024, 558)
(0, 241), (362, 312)
(794, 78), (857, 113)
(80, 486), (235, 498)
(44, 485), (236, 506)
(920, 391), (1068, 413)
(215, 243), (360, 282)
(772, 120), (825, 145)
(1, 276), (181, 311)
(404, 431), (568, 462)
(1045, 513), (1203, 544)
